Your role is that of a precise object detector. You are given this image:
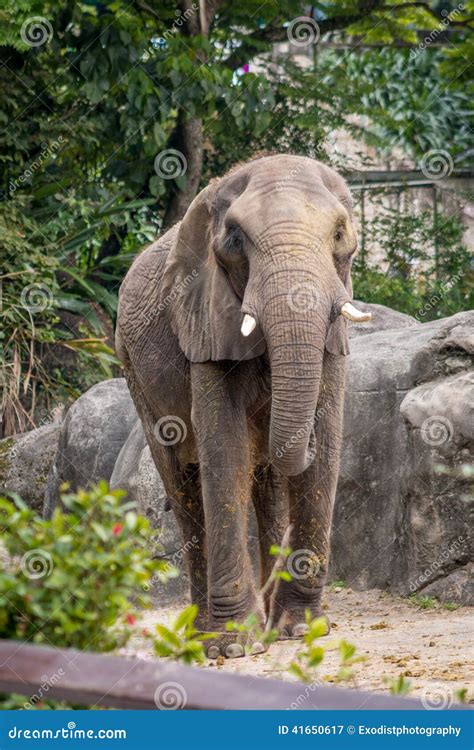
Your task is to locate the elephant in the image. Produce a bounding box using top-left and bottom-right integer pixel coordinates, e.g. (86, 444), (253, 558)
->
(115, 153), (370, 658)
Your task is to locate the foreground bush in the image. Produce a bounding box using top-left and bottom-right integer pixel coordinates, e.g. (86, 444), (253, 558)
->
(0, 482), (172, 652)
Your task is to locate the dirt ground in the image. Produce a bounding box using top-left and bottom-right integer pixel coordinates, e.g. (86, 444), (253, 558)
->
(132, 586), (473, 704)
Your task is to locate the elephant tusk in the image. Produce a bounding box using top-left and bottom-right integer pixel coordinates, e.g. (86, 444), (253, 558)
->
(241, 314), (257, 336)
(340, 302), (372, 323)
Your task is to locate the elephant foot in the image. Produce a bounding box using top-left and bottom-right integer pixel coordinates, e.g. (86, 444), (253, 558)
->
(276, 610), (330, 640)
(199, 631), (269, 660)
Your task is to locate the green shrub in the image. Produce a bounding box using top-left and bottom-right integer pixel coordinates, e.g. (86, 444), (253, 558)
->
(353, 203), (473, 320)
(0, 482), (172, 652)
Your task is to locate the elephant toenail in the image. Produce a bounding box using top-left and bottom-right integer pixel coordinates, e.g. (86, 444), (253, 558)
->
(225, 643), (245, 658)
(292, 623), (309, 637)
(207, 645), (221, 659)
(251, 641), (266, 655)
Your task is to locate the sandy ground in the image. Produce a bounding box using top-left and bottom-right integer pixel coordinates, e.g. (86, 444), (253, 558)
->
(131, 586), (473, 704)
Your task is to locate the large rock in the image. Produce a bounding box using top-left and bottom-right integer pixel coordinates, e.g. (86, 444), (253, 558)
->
(330, 310), (473, 603)
(349, 300), (418, 338)
(0, 423), (60, 512)
(44, 379), (137, 517)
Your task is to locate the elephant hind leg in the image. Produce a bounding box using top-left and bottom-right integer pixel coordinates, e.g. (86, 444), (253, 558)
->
(122, 370), (208, 623)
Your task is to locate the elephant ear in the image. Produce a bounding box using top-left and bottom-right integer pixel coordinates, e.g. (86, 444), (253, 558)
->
(325, 316), (350, 356)
(161, 186), (266, 363)
(325, 259), (352, 356)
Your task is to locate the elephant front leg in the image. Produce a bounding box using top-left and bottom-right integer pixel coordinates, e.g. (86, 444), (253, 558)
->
(191, 364), (262, 658)
(274, 354), (345, 638)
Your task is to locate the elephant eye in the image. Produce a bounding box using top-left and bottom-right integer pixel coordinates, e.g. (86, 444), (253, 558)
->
(334, 229), (343, 242)
(223, 225), (244, 255)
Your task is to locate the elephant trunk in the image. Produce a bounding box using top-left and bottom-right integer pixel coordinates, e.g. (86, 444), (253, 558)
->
(258, 259), (330, 477)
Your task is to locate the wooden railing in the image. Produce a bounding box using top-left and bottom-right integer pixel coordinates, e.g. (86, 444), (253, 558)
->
(0, 640), (468, 710)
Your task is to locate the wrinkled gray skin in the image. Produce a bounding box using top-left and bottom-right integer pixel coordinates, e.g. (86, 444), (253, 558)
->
(116, 154), (357, 657)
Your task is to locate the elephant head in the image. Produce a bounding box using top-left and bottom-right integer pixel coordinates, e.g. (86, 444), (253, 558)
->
(162, 154), (370, 477)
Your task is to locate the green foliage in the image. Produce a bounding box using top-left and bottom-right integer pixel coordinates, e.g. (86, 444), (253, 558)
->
(0, 482), (172, 651)
(329, 580), (348, 591)
(408, 594), (438, 609)
(455, 687), (468, 703)
(386, 674), (412, 696)
(353, 198), (473, 319)
(325, 49), (472, 159)
(288, 611), (366, 685)
(153, 605), (210, 665)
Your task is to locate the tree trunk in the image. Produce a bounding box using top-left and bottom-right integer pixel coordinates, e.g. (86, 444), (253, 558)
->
(162, 114), (204, 229)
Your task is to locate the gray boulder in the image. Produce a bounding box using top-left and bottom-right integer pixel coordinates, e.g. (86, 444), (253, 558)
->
(110, 420), (189, 602)
(0, 423), (60, 512)
(330, 310), (473, 602)
(44, 379), (137, 516)
(349, 301), (418, 338)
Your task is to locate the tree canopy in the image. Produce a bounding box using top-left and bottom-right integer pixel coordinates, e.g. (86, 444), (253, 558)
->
(1, 0), (472, 433)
